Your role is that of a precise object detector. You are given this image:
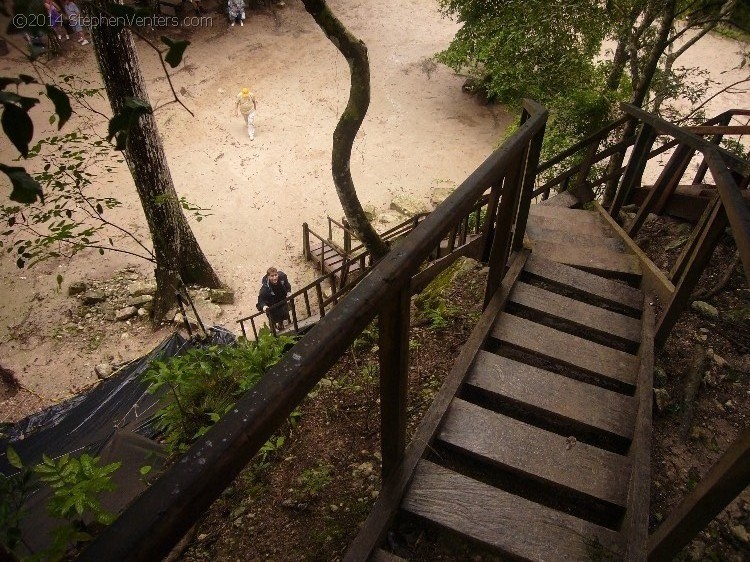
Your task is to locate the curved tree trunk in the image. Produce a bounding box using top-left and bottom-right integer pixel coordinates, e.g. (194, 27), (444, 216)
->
(89, 12), (221, 319)
(301, 0), (389, 260)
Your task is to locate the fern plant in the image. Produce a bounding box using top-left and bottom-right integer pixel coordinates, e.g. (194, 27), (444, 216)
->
(143, 330), (296, 456)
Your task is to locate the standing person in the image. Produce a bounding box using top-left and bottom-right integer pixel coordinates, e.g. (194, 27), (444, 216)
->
(46, 1), (68, 41)
(234, 87), (257, 140)
(257, 267), (292, 331)
(227, 0), (244, 27)
(62, 0), (89, 45)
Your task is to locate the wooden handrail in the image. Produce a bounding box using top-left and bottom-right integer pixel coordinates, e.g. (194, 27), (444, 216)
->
(80, 102), (549, 561)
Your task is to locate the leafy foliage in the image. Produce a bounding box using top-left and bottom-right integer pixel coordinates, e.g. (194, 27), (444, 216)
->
(0, 447), (38, 555)
(143, 331), (296, 456)
(437, 0), (608, 106)
(0, 130), (130, 268)
(1, 447), (121, 561)
(34, 453), (120, 525)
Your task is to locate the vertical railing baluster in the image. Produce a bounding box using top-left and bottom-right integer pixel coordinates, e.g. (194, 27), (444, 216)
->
(315, 283), (325, 318)
(484, 155), (524, 307)
(290, 297), (299, 332)
(378, 285), (411, 482)
(609, 123), (657, 218)
(513, 123), (546, 252)
(303, 291), (311, 317)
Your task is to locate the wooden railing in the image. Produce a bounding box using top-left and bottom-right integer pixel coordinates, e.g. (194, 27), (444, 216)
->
(79, 99), (548, 561)
(243, 194), (494, 340)
(559, 104), (750, 560)
(535, 108), (750, 204)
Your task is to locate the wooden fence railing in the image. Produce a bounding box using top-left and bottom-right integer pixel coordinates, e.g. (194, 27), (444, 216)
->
(243, 193), (494, 340)
(535, 108), (750, 204)
(79, 99), (548, 561)
(547, 103), (750, 561)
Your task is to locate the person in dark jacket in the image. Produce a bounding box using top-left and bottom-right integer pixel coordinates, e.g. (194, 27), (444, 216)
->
(256, 267), (292, 330)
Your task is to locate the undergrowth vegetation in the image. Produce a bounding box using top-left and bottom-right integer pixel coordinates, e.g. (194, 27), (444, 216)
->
(143, 329), (296, 457)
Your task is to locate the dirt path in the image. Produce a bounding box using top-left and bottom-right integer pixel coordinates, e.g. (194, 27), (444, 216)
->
(0, 0), (508, 420)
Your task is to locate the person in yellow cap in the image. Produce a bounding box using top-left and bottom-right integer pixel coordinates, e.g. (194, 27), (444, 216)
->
(234, 87), (257, 139)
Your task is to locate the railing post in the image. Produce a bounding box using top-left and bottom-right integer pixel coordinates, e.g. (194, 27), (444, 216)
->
(480, 183), (502, 262)
(626, 143), (695, 238)
(609, 123), (657, 218)
(378, 285), (411, 482)
(302, 222), (310, 260)
(343, 218), (351, 254)
(484, 157), (523, 308)
(315, 283), (325, 318)
(655, 198), (727, 347)
(693, 113), (731, 184)
(513, 125), (546, 252)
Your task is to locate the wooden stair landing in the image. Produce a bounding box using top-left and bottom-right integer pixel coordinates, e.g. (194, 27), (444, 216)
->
(347, 202), (654, 561)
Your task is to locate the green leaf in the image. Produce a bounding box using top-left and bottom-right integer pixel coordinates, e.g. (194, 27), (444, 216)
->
(0, 164), (43, 204)
(139, 465), (152, 476)
(6, 446), (23, 469)
(16, 257), (24, 268)
(56, 273), (63, 288)
(161, 36), (191, 68)
(1, 102), (34, 157)
(46, 85), (72, 130)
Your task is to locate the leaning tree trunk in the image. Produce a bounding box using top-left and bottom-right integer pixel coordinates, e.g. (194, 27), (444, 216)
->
(89, 12), (221, 319)
(301, 0), (389, 260)
(602, 0), (677, 207)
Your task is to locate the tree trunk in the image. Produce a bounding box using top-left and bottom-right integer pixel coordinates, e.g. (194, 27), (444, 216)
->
(89, 11), (221, 319)
(300, 0), (389, 260)
(602, 0), (676, 207)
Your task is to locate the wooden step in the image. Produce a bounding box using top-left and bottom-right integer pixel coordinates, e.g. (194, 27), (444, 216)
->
(466, 351), (636, 443)
(438, 399), (631, 508)
(531, 241), (642, 282)
(402, 460), (624, 561)
(523, 254), (643, 313)
(525, 209), (614, 238)
(526, 222), (626, 253)
(509, 281), (641, 346)
(490, 314), (639, 391)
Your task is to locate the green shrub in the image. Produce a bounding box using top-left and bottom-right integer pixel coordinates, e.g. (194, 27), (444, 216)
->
(143, 329), (296, 456)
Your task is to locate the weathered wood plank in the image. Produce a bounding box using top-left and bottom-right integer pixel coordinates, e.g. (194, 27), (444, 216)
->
(527, 208), (613, 238)
(491, 314), (639, 390)
(526, 220), (626, 253)
(509, 281), (642, 344)
(343, 251), (531, 562)
(523, 254), (643, 312)
(530, 241), (642, 282)
(402, 460), (625, 561)
(623, 295), (655, 561)
(439, 399), (631, 507)
(593, 202), (674, 305)
(467, 351), (636, 442)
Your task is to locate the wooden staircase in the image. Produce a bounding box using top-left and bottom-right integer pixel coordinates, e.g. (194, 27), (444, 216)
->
(347, 193), (655, 561)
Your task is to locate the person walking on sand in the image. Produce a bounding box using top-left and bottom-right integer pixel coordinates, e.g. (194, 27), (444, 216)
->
(62, 0), (89, 45)
(257, 267), (292, 331)
(227, 0), (245, 26)
(234, 87), (257, 139)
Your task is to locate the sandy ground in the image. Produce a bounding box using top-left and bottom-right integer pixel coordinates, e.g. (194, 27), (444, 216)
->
(0, 2), (746, 422)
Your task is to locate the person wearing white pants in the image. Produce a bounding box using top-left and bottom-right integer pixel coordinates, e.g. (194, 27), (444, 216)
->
(234, 87), (257, 139)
